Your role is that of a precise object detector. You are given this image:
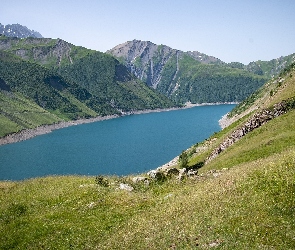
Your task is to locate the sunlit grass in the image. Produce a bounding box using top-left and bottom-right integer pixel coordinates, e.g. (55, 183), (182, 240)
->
(0, 92), (61, 137)
(1, 147), (294, 249)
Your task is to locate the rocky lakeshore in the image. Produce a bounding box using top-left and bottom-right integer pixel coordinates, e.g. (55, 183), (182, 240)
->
(0, 115), (119, 146)
(218, 113), (234, 129)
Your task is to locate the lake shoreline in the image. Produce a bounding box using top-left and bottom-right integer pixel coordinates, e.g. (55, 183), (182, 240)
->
(0, 102), (237, 146)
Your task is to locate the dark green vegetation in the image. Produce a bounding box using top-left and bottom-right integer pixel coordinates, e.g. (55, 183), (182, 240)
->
(0, 55), (294, 249)
(58, 52), (176, 112)
(160, 55), (267, 103)
(0, 37), (176, 137)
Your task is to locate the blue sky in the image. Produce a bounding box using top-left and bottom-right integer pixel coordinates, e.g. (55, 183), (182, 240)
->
(1, 0), (295, 64)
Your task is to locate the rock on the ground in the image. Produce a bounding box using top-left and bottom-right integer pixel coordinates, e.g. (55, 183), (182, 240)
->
(119, 183), (134, 191)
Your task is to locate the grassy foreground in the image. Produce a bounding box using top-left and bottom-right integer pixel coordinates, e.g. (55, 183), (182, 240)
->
(0, 148), (294, 249)
(1, 67), (295, 249)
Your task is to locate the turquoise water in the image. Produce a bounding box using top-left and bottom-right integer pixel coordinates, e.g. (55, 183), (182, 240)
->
(0, 105), (235, 180)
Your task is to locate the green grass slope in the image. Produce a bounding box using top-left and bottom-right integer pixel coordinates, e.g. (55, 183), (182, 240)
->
(245, 53), (295, 78)
(0, 64), (294, 249)
(0, 36), (96, 68)
(0, 91), (61, 137)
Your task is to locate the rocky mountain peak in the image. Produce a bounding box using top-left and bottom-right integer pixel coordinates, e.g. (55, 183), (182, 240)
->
(0, 23), (43, 38)
(107, 39), (174, 63)
(186, 50), (223, 64)
(107, 40), (276, 103)
(107, 40), (180, 88)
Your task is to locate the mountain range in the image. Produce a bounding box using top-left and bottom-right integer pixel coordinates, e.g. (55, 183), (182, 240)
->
(0, 23), (294, 138)
(107, 39), (295, 103)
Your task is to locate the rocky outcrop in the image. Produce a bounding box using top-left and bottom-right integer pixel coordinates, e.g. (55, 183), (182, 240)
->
(206, 97), (295, 163)
(52, 39), (73, 66)
(107, 40), (177, 88)
(119, 183), (134, 192)
(0, 37), (73, 66)
(147, 165), (199, 182)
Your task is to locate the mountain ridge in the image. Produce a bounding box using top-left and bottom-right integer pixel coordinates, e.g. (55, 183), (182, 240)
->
(107, 39), (272, 104)
(108, 39), (295, 77)
(107, 39), (224, 89)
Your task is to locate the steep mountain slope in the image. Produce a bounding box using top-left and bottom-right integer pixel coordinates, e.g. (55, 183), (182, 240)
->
(185, 62), (295, 172)
(107, 40), (271, 103)
(0, 64), (294, 249)
(0, 51), (100, 136)
(0, 23), (43, 38)
(107, 40), (223, 89)
(58, 52), (175, 112)
(0, 90), (62, 137)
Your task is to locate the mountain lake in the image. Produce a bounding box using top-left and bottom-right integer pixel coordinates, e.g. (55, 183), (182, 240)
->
(0, 104), (235, 180)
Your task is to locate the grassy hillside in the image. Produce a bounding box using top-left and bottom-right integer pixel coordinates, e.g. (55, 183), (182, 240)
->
(245, 53), (295, 78)
(0, 36), (96, 68)
(0, 91), (62, 137)
(0, 63), (294, 248)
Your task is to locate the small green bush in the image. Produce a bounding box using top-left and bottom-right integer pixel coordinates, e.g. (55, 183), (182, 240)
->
(179, 150), (188, 169)
(95, 175), (109, 187)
